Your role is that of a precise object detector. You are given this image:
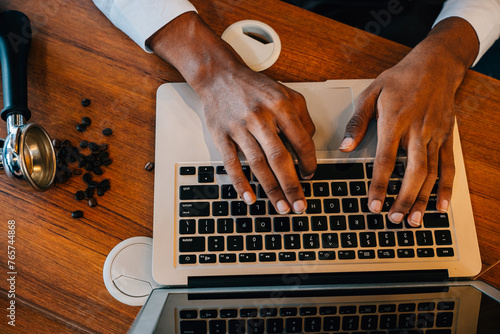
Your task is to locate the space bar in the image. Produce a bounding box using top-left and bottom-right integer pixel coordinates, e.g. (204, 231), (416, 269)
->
(303, 163), (365, 180)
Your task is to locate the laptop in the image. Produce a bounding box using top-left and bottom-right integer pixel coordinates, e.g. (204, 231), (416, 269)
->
(142, 79), (491, 333)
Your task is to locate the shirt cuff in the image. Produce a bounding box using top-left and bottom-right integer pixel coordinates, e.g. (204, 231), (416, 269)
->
(433, 0), (500, 66)
(93, 0), (197, 53)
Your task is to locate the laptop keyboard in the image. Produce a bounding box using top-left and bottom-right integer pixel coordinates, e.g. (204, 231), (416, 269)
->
(178, 299), (456, 333)
(176, 159), (456, 266)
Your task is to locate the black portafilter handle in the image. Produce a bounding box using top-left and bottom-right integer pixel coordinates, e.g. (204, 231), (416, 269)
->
(0, 10), (32, 122)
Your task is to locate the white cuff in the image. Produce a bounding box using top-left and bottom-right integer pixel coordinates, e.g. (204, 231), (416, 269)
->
(433, 0), (500, 66)
(93, 0), (197, 53)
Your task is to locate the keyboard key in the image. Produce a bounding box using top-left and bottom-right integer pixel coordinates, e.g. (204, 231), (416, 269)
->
(255, 217), (272, 232)
(227, 236), (244, 251)
(219, 253), (236, 263)
(180, 310), (198, 319)
(418, 302), (435, 311)
(338, 250), (356, 259)
(339, 306), (357, 314)
(250, 201), (267, 215)
(198, 219), (215, 234)
(285, 318), (303, 333)
(437, 301), (455, 310)
(361, 314), (378, 330)
(378, 232), (396, 247)
(260, 308), (278, 317)
(212, 201), (228, 216)
(423, 213), (450, 228)
(417, 248), (435, 257)
(350, 181), (367, 195)
(319, 306), (337, 315)
(179, 166), (196, 175)
(427, 196), (438, 211)
(324, 198), (341, 213)
(387, 180), (402, 195)
(180, 202), (210, 217)
(311, 216), (328, 231)
(436, 312), (454, 327)
(221, 184), (237, 199)
(179, 255), (196, 264)
(239, 253), (257, 262)
(434, 230), (452, 245)
(246, 235), (263, 250)
(179, 219), (196, 234)
(306, 199), (322, 214)
(280, 308), (298, 316)
(292, 216), (309, 231)
(330, 216), (347, 230)
(198, 166), (214, 175)
(359, 232), (377, 247)
(267, 201), (279, 215)
(416, 231), (434, 246)
(313, 182), (330, 196)
(179, 237), (205, 252)
(231, 201), (248, 216)
(199, 254), (216, 263)
(342, 198), (359, 212)
(332, 182), (348, 196)
(392, 161), (406, 178)
(360, 198), (370, 212)
(228, 319), (245, 334)
(241, 165), (251, 180)
(274, 217), (291, 232)
(217, 218), (234, 233)
(319, 251), (336, 260)
(236, 218), (252, 233)
(259, 253), (276, 262)
(309, 163), (364, 180)
(265, 235), (282, 250)
(380, 314), (397, 329)
(198, 173), (214, 183)
(300, 307), (317, 316)
(379, 304), (397, 313)
(342, 315), (359, 330)
(323, 316), (340, 331)
(284, 234), (301, 249)
(397, 249), (415, 258)
(267, 318), (284, 334)
(298, 251), (316, 261)
(397, 231), (415, 246)
(358, 249), (375, 259)
(359, 305), (377, 313)
(240, 308), (258, 317)
(367, 214), (385, 229)
(208, 236), (224, 251)
(386, 217), (403, 229)
(257, 184), (268, 198)
(304, 317), (321, 332)
(382, 197), (394, 212)
(349, 215), (365, 230)
(303, 234), (320, 249)
(399, 303), (416, 312)
(378, 249), (396, 258)
(279, 252), (296, 261)
(180, 320), (206, 334)
(437, 248), (454, 257)
(301, 183), (311, 197)
(247, 321), (264, 334)
(209, 320), (226, 334)
(417, 313), (435, 328)
(180, 185), (219, 200)
(341, 233), (358, 248)
(399, 313), (416, 329)
(215, 165), (226, 174)
(322, 233), (339, 248)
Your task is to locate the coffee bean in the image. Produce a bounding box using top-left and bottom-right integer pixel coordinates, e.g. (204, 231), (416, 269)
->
(92, 160), (102, 168)
(80, 140), (89, 148)
(99, 179), (110, 187)
(97, 188), (105, 196)
(75, 190), (85, 200)
(99, 143), (108, 151)
(76, 123), (87, 132)
(93, 167), (103, 175)
(145, 161), (155, 171)
(71, 210), (84, 218)
(88, 198), (97, 207)
(102, 128), (113, 136)
(83, 172), (92, 183)
(52, 138), (61, 148)
(81, 116), (91, 126)
(89, 142), (99, 151)
(85, 187), (94, 198)
(87, 180), (99, 188)
(81, 98), (91, 107)
(98, 151), (109, 160)
(102, 158), (112, 166)
(61, 140), (71, 147)
(73, 169), (82, 175)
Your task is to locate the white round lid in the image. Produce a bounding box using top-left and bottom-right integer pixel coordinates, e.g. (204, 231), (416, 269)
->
(103, 236), (159, 306)
(221, 20), (281, 72)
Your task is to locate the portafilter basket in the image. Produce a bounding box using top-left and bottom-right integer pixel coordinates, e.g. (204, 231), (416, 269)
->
(0, 10), (56, 191)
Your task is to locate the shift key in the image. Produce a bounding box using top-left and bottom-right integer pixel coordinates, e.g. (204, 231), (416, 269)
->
(180, 237), (205, 252)
(180, 202), (210, 217)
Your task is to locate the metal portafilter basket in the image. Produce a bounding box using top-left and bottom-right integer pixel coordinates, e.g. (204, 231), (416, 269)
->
(0, 10), (56, 191)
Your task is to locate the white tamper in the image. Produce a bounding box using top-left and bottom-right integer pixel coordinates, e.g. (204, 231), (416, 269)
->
(103, 237), (159, 306)
(221, 20), (281, 71)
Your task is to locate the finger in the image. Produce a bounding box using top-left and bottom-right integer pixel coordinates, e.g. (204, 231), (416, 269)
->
(368, 124), (400, 214)
(215, 134), (256, 205)
(406, 141), (440, 227)
(340, 86), (380, 152)
(437, 133), (455, 212)
(388, 136), (429, 224)
(289, 90), (316, 137)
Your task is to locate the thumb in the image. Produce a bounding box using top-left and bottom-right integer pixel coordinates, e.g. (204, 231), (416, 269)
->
(340, 89), (379, 152)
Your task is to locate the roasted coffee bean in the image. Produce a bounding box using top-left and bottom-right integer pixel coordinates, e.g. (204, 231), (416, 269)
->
(85, 164), (93, 172)
(78, 159), (87, 168)
(92, 160), (102, 168)
(52, 138), (61, 148)
(98, 151), (109, 160)
(81, 116), (91, 126)
(61, 140), (71, 147)
(145, 161), (155, 171)
(102, 158), (112, 166)
(72, 210), (84, 218)
(81, 98), (91, 107)
(99, 143), (108, 151)
(75, 190), (85, 200)
(83, 172), (92, 183)
(86, 154), (96, 162)
(88, 198), (97, 207)
(102, 128), (113, 136)
(87, 180), (99, 188)
(85, 187), (95, 198)
(73, 169), (82, 176)
(89, 142), (99, 151)
(76, 123), (87, 132)
(93, 167), (103, 175)
(56, 150), (66, 160)
(68, 154), (77, 163)
(97, 188), (105, 196)
(64, 169), (72, 179)
(99, 179), (110, 187)
(80, 140), (89, 148)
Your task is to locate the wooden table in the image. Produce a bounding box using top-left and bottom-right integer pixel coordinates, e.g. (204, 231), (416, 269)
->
(0, 0), (498, 332)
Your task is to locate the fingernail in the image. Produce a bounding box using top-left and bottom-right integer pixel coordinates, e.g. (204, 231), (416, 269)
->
(339, 137), (354, 150)
(293, 200), (306, 214)
(409, 211), (422, 227)
(369, 200), (382, 213)
(243, 191), (255, 205)
(276, 200), (290, 214)
(438, 199), (449, 212)
(389, 212), (404, 223)
(301, 173), (314, 180)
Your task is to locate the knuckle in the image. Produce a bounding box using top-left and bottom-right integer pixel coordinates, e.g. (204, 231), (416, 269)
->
(369, 182), (387, 194)
(268, 147), (290, 164)
(414, 194), (429, 207)
(265, 184), (282, 197)
(282, 184), (302, 196)
(396, 196), (415, 210)
(345, 113), (366, 134)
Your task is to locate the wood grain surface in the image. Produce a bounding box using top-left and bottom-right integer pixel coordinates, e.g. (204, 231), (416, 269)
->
(0, 0), (498, 332)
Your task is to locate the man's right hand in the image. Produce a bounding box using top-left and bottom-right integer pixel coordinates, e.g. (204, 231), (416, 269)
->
(148, 12), (317, 214)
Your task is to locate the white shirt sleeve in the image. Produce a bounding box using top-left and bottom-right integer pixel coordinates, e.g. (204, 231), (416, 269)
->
(92, 0), (197, 52)
(433, 0), (500, 66)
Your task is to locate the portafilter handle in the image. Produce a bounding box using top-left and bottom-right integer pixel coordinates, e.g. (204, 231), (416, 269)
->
(0, 10), (32, 122)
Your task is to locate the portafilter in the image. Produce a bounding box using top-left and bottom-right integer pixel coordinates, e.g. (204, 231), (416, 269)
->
(0, 10), (56, 191)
